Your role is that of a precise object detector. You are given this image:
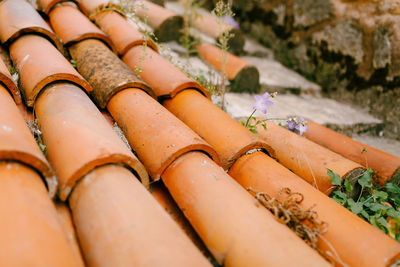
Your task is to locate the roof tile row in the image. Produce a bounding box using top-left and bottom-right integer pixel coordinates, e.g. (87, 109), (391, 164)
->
(0, 0), (399, 266)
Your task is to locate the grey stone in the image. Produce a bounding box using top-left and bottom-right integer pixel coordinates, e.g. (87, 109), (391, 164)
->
(272, 5), (285, 26)
(241, 56), (321, 92)
(313, 20), (364, 64)
(373, 26), (391, 69)
(293, 0), (333, 28)
(352, 135), (400, 157)
(224, 92), (381, 127)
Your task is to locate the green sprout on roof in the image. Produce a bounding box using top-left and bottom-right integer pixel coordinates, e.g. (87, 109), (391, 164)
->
(329, 168), (400, 242)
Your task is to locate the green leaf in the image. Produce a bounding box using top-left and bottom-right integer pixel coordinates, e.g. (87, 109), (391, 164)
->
(327, 169), (342, 186)
(358, 168), (373, 188)
(334, 190), (347, 200)
(377, 216), (389, 228)
(347, 199), (363, 215)
(360, 210), (370, 220)
(372, 190), (388, 200)
(249, 129), (258, 134)
(369, 216), (379, 229)
(344, 179), (353, 193)
(332, 190), (347, 205)
(365, 202), (389, 212)
(386, 182), (400, 193)
(387, 208), (400, 219)
(391, 194), (400, 208)
(262, 123), (267, 130)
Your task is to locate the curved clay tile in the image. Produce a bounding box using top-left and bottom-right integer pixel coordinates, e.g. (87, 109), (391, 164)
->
(74, 0), (109, 16)
(193, 12), (245, 54)
(69, 164), (212, 267)
(35, 83), (149, 200)
(54, 202), (86, 266)
(135, 0), (183, 42)
(0, 57), (21, 104)
(230, 151), (400, 267)
(257, 121), (365, 196)
(164, 89), (274, 169)
(304, 120), (400, 185)
(150, 181), (211, 257)
(123, 45), (210, 99)
(94, 10), (158, 56)
(49, 4), (117, 53)
(163, 151), (330, 266)
(0, 0), (63, 51)
(0, 162), (83, 266)
(196, 42), (260, 93)
(68, 39), (155, 108)
(9, 35), (92, 107)
(107, 89), (219, 180)
(0, 85), (56, 196)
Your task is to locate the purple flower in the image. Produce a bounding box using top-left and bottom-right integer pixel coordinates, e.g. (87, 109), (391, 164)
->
(287, 117), (308, 135)
(253, 93), (274, 114)
(297, 117), (308, 136)
(221, 15), (240, 29)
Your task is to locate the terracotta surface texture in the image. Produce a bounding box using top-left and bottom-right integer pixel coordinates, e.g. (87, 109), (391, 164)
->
(74, 0), (109, 16)
(193, 12), (245, 53)
(69, 164), (211, 267)
(123, 45), (210, 99)
(0, 0), (63, 50)
(229, 151), (400, 267)
(55, 202), (86, 266)
(0, 162), (82, 267)
(38, 0), (68, 14)
(305, 120), (400, 185)
(196, 42), (250, 80)
(196, 42), (260, 92)
(164, 89), (274, 169)
(256, 121), (365, 195)
(9, 35), (92, 107)
(162, 151), (329, 266)
(0, 1), (398, 265)
(150, 182), (211, 256)
(0, 84), (55, 194)
(49, 4), (117, 53)
(68, 39), (155, 108)
(94, 10), (158, 55)
(0, 56), (21, 104)
(35, 83), (149, 200)
(107, 88), (219, 180)
(136, 0), (183, 42)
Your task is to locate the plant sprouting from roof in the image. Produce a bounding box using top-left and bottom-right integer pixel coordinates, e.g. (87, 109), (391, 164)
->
(241, 92), (309, 136)
(287, 116), (308, 136)
(179, 0), (201, 57)
(117, 0), (158, 75)
(329, 168), (400, 242)
(212, 0), (234, 111)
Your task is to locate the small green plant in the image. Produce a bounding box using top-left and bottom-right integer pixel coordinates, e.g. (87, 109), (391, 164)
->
(212, 0), (235, 110)
(329, 168), (400, 241)
(70, 59), (77, 68)
(241, 112), (267, 134)
(179, 0), (201, 57)
(117, 0), (158, 75)
(240, 92), (273, 134)
(241, 92), (307, 136)
(27, 120), (47, 156)
(193, 70), (219, 95)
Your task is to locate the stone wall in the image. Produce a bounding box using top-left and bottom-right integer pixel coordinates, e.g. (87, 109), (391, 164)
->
(204, 0), (400, 139)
